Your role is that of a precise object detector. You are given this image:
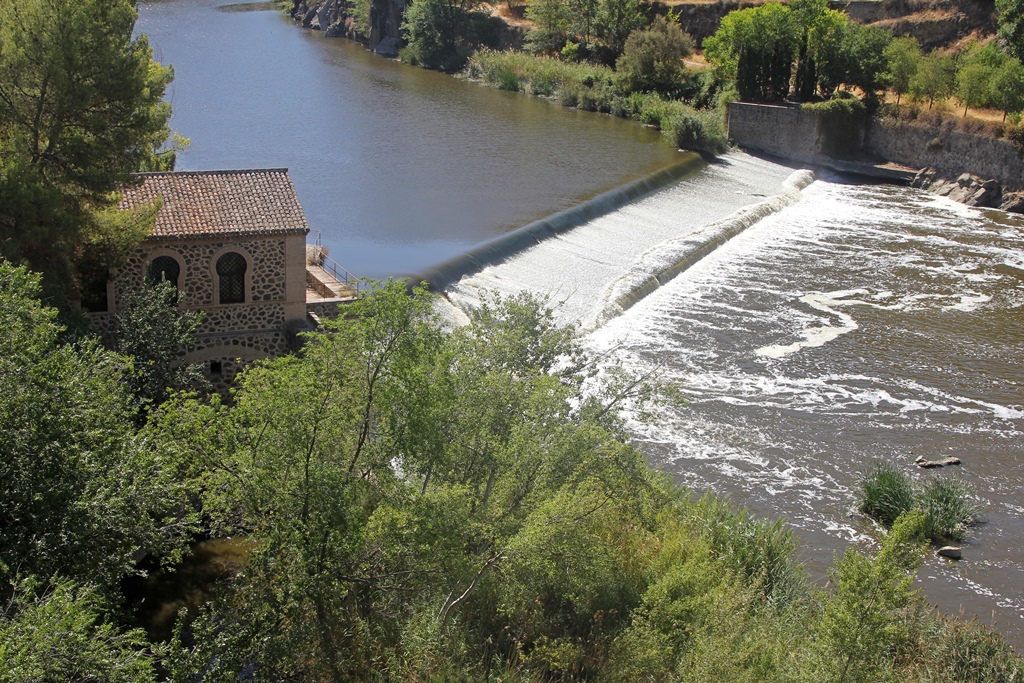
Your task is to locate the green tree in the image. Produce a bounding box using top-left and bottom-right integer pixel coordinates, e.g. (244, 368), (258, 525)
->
(811, 511), (927, 683)
(989, 56), (1024, 121)
(402, 0), (498, 71)
(806, 9), (851, 96)
(594, 0), (646, 58)
(955, 41), (1009, 116)
(997, 0), (1024, 61)
(0, 577), (156, 683)
(0, 261), (195, 595)
(909, 51), (956, 109)
(704, 3), (798, 103)
(843, 23), (892, 97)
(155, 283), (668, 679)
(527, 0), (572, 53)
(616, 17), (695, 94)
(107, 280), (209, 417)
(791, 0), (830, 100)
(0, 0), (173, 298)
(568, 0), (601, 46)
(957, 60), (997, 116)
(883, 36), (922, 108)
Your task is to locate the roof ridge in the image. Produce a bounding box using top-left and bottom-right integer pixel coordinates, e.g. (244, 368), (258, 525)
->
(132, 168), (290, 177)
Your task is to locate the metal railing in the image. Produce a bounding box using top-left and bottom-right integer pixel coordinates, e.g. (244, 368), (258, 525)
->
(310, 231), (362, 292)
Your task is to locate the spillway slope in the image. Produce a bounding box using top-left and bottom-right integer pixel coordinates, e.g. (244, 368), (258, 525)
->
(445, 153), (799, 323)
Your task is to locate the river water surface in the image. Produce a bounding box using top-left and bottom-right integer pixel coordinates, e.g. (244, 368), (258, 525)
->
(474, 176), (1024, 649)
(136, 0), (682, 278)
(137, 0), (1023, 651)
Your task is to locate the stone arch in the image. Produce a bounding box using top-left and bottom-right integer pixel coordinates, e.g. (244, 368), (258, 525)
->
(210, 245), (254, 305)
(142, 247), (186, 294)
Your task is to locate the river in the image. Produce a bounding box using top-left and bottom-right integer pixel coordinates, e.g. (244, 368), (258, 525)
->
(137, 0), (1023, 651)
(136, 0), (682, 278)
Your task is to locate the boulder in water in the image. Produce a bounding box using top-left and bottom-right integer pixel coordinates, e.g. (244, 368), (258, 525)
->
(915, 455), (962, 468)
(937, 546), (962, 560)
(374, 36), (401, 57)
(1000, 191), (1024, 214)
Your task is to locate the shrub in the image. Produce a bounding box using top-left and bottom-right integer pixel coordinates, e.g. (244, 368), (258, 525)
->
(925, 617), (1024, 682)
(1010, 125), (1024, 155)
(687, 494), (805, 607)
(665, 107), (729, 155)
(497, 68), (522, 91)
(615, 16), (695, 96)
(919, 477), (978, 543)
(802, 97), (867, 158)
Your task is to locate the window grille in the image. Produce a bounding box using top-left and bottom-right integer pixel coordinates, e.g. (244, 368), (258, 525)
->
(216, 252), (247, 304)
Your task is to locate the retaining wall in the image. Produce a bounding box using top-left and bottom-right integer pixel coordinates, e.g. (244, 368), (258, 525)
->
(727, 103), (822, 163)
(865, 121), (1024, 190)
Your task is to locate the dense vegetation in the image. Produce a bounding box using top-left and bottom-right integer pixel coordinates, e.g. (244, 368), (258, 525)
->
(2, 266), (1023, 681)
(391, 0), (1024, 155)
(860, 461), (979, 544)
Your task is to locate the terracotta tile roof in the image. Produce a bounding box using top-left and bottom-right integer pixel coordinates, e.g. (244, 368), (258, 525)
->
(119, 169), (310, 239)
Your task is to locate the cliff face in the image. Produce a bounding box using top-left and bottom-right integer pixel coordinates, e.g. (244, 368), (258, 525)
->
(293, 0), (406, 55)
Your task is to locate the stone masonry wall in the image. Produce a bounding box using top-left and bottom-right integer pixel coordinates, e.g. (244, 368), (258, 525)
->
(727, 103), (822, 163)
(114, 237), (287, 309)
(864, 121), (1024, 191)
(728, 102), (1024, 194)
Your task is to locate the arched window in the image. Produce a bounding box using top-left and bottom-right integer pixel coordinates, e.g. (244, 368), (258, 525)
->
(147, 255), (181, 289)
(216, 252), (247, 304)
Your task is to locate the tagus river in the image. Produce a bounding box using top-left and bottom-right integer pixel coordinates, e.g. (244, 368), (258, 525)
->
(138, 0), (1024, 650)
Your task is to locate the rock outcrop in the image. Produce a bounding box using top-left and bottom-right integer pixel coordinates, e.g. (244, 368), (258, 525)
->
(293, 0), (407, 53)
(912, 168), (1024, 214)
(913, 454), (964, 468)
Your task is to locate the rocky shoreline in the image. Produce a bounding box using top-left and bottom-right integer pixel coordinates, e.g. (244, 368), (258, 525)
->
(912, 168), (1024, 214)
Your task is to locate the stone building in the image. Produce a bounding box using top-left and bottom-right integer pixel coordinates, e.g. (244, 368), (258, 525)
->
(90, 168), (355, 389)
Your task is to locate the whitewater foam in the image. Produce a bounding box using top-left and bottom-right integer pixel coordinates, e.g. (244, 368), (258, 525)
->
(581, 169), (816, 332)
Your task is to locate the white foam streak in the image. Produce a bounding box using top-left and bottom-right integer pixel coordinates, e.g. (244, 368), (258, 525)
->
(581, 170), (816, 332)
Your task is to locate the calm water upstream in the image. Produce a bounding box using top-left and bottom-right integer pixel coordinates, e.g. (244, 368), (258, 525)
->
(137, 0), (1022, 652)
(136, 0), (682, 278)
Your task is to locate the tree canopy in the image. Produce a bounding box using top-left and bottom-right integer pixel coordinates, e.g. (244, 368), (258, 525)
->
(704, 3), (798, 102)
(997, 0), (1024, 61)
(0, 261), (195, 595)
(0, 0), (173, 299)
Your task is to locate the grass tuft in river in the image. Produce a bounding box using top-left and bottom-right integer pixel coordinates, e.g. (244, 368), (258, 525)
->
(859, 461), (978, 544)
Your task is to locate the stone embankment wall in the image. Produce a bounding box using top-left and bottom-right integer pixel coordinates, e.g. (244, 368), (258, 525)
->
(865, 121), (1024, 192)
(728, 101), (1024, 211)
(727, 103), (823, 163)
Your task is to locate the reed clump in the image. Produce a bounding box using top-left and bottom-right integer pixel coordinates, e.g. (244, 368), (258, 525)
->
(859, 461), (978, 544)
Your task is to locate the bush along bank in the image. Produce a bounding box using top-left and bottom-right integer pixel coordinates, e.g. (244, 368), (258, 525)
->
(463, 49), (730, 156)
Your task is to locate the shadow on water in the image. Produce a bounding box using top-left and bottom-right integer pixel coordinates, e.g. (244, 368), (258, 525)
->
(122, 538), (253, 643)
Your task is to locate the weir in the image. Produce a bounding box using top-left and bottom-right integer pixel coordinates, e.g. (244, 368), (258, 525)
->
(413, 153), (706, 291)
(440, 152), (807, 327)
(581, 169), (815, 331)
